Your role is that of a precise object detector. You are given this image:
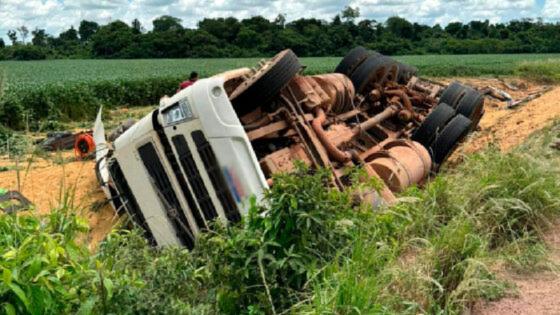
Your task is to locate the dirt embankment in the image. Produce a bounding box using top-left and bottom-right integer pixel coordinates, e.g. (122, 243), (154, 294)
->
(443, 77), (560, 153)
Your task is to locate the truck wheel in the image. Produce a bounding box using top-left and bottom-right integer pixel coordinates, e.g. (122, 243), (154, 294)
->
(456, 88), (484, 129)
(397, 63), (417, 84)
(335, 46), (370, 76)
(429, 114), (472, 165)
(378, 56), (399, 83)
(411, 103), (456, 148)
(439, 82), (466, 108)
(350, 55), (388, 95)
(231, 49), (301, 116)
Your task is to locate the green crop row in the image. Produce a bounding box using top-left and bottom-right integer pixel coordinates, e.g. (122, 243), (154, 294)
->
(0, 77), (182, 129)
(2, 54), (560, 130)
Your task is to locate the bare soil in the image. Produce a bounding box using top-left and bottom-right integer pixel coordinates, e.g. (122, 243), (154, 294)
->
(0, 153), (115, 249)
(445, 77), (560, 153)
(472, 226), (560, 315)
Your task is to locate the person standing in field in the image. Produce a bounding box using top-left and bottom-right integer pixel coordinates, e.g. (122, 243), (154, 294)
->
(178, 71), (199, 91)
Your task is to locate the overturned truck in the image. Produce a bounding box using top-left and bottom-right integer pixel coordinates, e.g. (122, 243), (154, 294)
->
(95, 47), (485, 248)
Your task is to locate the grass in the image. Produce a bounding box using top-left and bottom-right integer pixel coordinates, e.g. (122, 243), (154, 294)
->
(515, 59), (560, 83)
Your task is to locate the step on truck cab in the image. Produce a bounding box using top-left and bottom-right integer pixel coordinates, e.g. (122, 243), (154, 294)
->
(95, 48), (484, 248)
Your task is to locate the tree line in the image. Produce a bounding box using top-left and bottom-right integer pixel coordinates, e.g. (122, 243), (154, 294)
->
(2, 7), (560, 60)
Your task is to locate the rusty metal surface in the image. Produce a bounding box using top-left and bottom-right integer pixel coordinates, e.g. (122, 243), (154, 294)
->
(228, 54), (458, 205)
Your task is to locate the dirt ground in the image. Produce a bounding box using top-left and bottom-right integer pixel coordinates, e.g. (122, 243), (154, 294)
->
(1, 77), (560, 310)
(445, 77), (560, 153)
(471, 225), (560, 315)
(0, 154), (115, 249)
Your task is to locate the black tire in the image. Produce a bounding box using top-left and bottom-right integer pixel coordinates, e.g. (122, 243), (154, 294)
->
(350, 55), (388, 94)
(429, 114), (472, 165)
(335, 46), (370, 76)
(231, 49), (301, 116)
(439, 82), (466, 108)
(456, 88), (484, 129)
(397, 63), (417, 84)
(411, 103), (456, 148)
(377, 56), (399, 83)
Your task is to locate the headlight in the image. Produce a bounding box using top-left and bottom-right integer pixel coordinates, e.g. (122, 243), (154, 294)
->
(163, 98), (195, 125)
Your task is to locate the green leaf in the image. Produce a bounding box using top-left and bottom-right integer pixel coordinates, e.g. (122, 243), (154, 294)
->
(2, 268), (12, 286)
(9, 283), (30, 311)
(76, 297), (96, 315)
(3, 303), (16, 315)
(103, 278), (113, 299)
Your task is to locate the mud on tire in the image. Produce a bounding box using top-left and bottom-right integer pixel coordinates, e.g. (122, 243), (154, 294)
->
(456, 87), (484, 129)
(350, 55), (388, 95)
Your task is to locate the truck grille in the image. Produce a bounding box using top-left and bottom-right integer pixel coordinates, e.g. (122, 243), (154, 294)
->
(109, 160), (157, 246)
(151, 110), (206, 231)
(172, 135), (219, 222)
(138, 142), (195, 249)
(192, 130), (241, 223)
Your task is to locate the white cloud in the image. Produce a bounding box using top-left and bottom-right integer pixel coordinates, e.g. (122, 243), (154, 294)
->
(542, 0), (560, 18)
(0, 0), (548, 44)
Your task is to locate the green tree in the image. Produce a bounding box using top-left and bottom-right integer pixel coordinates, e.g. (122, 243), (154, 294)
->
(78, 20), (99, 41)
(59, 26), (79, 42)
(274, 14), (287, 28)
(342, 6), (360, 23)
(386, 16), (413, 39)
(445, 22), (468, 39)
(16, 26), (29, 44)
(91, 21), (134, 57)
(31, 28), (48, 46)
(153, 15), (183, 32)
(198, 17), (241, 42)
(7, 30), (17, 45)
(132, 18), (143, 34)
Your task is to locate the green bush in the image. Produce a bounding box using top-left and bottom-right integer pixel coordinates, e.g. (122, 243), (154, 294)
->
(0, 206), (96, 315)
(99, 166), (362, 314)
(10, 46), (48, 61)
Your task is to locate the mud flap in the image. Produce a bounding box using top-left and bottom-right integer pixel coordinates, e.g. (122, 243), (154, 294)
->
(93, 107), (112, 202)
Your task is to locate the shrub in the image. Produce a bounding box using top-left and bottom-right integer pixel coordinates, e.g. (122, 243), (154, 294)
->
(0, 206), (95, 315)
(10, 46), (48, 61)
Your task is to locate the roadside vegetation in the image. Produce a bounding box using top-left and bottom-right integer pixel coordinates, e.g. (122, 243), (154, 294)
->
(2, 122), (559, 314)
(515, 59), (560, 84)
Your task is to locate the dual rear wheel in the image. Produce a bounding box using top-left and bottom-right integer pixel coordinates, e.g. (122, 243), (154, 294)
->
(412, 81), (485, 166)
(335, 46), (417, 94)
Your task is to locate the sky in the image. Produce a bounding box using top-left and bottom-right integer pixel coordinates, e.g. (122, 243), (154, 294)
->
(0, 0), (557, 43)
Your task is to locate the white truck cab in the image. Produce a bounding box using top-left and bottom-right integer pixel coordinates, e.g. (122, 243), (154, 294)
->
(98, 76), (267, 248)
